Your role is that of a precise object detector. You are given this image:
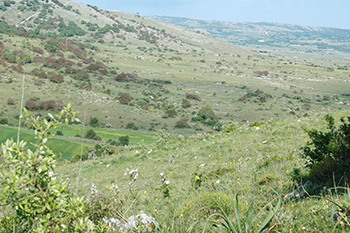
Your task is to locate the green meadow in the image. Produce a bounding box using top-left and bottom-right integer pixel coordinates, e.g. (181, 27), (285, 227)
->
(0, 124), (157, 161)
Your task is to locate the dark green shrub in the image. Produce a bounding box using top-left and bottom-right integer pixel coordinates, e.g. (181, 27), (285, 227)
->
(89, 117), (99, 127)
(198, 106), (215, 120)
(85, 129), (101, 141)
(301, 115), (350, 184)
(0, 118), (8, 124)
(119, 136), (129, 146)
(126, 122), (138, 130)
(56, 130), (63, 136)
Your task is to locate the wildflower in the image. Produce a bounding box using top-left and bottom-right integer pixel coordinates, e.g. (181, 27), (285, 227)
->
(165, 180), (170, 185)
(91, 183), (98, 197)
(111, 183), (120, 194)
(195, 176), (200, 180)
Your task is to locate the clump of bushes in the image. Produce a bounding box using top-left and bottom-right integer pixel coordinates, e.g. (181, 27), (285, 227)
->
(126, 122), (138, 130)
(191, 107), (222, 130)
(115, 73), (138, 82)
(165, 109), (177, 118)
(182, 99), (191, 108)
(0, 118), (8, 125)
(24, 98), (64, 111)
(175, 119), (189, 128)
(7, 98), (15, 105)
(85, 129), (101, 141)
(301, 114), (350, 184)
(89, 117), (99, 127)
(118, 92), (133, 105)
(186, 93), (201, 101)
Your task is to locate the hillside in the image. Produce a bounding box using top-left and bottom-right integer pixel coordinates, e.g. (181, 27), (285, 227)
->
(56, 109), (350, 231)
(150, 16), (350, 57)
(0, 0), (349, 139)
(1, 0), (350, 232)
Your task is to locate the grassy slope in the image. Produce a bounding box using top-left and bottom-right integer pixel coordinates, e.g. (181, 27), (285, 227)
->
(0, 1), (349, 136)
(56, 110), (350, 231)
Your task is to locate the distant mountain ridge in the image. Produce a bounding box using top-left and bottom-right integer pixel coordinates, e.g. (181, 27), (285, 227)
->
(149, 16), (350, 55)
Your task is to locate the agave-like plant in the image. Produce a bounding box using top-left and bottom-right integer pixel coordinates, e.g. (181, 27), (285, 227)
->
(188, 181), (281, 233)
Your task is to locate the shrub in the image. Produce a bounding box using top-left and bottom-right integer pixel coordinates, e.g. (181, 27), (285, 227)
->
(182, 99), (191, 108)
(198, 106), (215, 120)
(119, 136), (129, 146)
(32, 46), (44, 54)
(186, 93), (201, 101)
(175, 119), (189, 128)
(7, 98), (15, 105)
(0, 118), (8, 124)
(0, 105), (94, 231)
(118, 92), (133, 105)
(126, 122), (138, 130)
(115, 73), (138, 82)
(301, 114), (350, 184)
(56, 130), (63, 136)
(165, 109), (177, 118)
(48, 74), (64, 84)
(89, 117), (99, 127)
(85, 129), (101, 141)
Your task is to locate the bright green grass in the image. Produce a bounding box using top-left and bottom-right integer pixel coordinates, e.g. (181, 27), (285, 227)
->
(0, 125), (94, 161)
(53, 124), (158, 145)
(0, 124), (157, 160)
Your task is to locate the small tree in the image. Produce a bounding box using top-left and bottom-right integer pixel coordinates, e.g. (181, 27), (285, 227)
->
(126, 122), (138, 130)
(89, 117), (99, 127)
(198, 106), (215, 120)
(301, 115), (350, 184)
(85, 129), (102, 141)
(0, 104), (94, 231)
(119, 136), (129, 146)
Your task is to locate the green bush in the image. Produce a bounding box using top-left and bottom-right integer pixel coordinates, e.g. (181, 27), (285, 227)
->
(0, 105), (95, 231)
(302, 114), (350, 184)
(119, 136), (129, 146)
(56, 130), (63, 136)
(0, 118), (8, 124)
(198, 106), (215, 120)
(89, 117), (99, 127)
(85, 129), (101, 141)
(126, 122), (138, 130)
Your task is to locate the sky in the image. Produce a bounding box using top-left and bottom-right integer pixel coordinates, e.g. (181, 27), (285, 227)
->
(76, 0), (350, 29)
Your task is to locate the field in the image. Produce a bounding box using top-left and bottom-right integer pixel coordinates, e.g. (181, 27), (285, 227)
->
(0, 124), (157, 161)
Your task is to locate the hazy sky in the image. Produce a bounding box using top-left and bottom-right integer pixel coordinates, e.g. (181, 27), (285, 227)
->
(76, 0), (350, 29)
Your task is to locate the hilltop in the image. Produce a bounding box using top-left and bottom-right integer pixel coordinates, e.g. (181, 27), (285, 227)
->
(150, 16), (350, 57)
